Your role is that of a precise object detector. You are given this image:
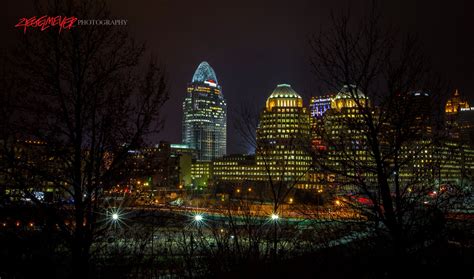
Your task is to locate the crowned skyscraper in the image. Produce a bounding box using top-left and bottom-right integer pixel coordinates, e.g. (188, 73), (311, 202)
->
(256, 84), (312, 183)
(182, 62), (227, 161)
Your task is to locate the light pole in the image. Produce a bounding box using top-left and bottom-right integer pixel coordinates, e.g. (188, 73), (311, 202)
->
(191, 213), (204, 256)
(109, 210), (121, 252)
(270, 212), (279, 258)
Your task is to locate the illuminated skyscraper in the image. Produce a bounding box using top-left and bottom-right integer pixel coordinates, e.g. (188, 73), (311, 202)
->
(322, 85), (371, 188)
(445, 89), (471, 141)
(310, 94), (334, 118)
(445, 89), (470, 115)
(213, 84), (322, 190)
(459, 107), (474, 145)
(256, 84), (312, 183)
(405, 90), (433, 136)
(309, 94), (336, 150)
(182, 62), (227, 162)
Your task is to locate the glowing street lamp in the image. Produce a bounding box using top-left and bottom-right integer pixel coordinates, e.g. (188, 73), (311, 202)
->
(194, 214), (203, 222)
(107, 208), (124, 228)
(270, 213), (279, 221)
(191, 213), (205, 228)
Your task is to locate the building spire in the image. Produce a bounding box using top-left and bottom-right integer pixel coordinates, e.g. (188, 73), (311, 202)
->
(445, 88), (469, 114)
(191, 61), (218, 84)
(454, 89), (460, 97)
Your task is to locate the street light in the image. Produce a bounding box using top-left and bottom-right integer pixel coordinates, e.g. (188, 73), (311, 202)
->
(109, 210), (121, 222)
(106, 208), (125, 228)
(270, 213), (279, 257)
(194, 214), (203, 222)
(191, 213), (205, 229)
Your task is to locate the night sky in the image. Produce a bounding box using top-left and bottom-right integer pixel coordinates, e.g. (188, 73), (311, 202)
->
(2, 0), (473, 153)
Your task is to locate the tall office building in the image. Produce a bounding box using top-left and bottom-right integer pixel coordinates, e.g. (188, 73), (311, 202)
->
(310, 94), (334, 118)
(322, 85), (372, 189)
(213, 84), (322, 190)
(309, 94), (336, 150)
(182, 61), (227, 162)
(458, 107), (474, 146)
(445, 89), (471, 141)
(256, 84), (312, 183)
(445, 89), (470, 115)
(405, 90), (433, 136)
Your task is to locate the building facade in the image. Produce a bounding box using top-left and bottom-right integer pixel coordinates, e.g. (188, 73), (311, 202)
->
(445, 89), (472, 143)
(182, 61), (227, 162)
(170, 143), (196, 187)
(458, 108), (474, 146)
(321, 85), (372, 189)
(310, 94), (334, 118)
(213, 84), (320, 190)
(310, 94), (336, 151)
(256, 84), (313, 184)
(445, 89), (470, 115)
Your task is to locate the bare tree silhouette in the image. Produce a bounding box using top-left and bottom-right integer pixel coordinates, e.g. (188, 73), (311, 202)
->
(308, 3), (471, 266)
(0, 0), (168, 277)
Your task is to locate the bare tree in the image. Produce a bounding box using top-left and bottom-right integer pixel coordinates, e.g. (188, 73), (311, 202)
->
(309, 3), (468, 260)
(232, 101), (260, 152)
(228, 87), (322, 259)
(0, 0), (168, 277)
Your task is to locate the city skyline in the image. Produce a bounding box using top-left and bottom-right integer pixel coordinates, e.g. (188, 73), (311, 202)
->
(1, 1), (473, 278)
